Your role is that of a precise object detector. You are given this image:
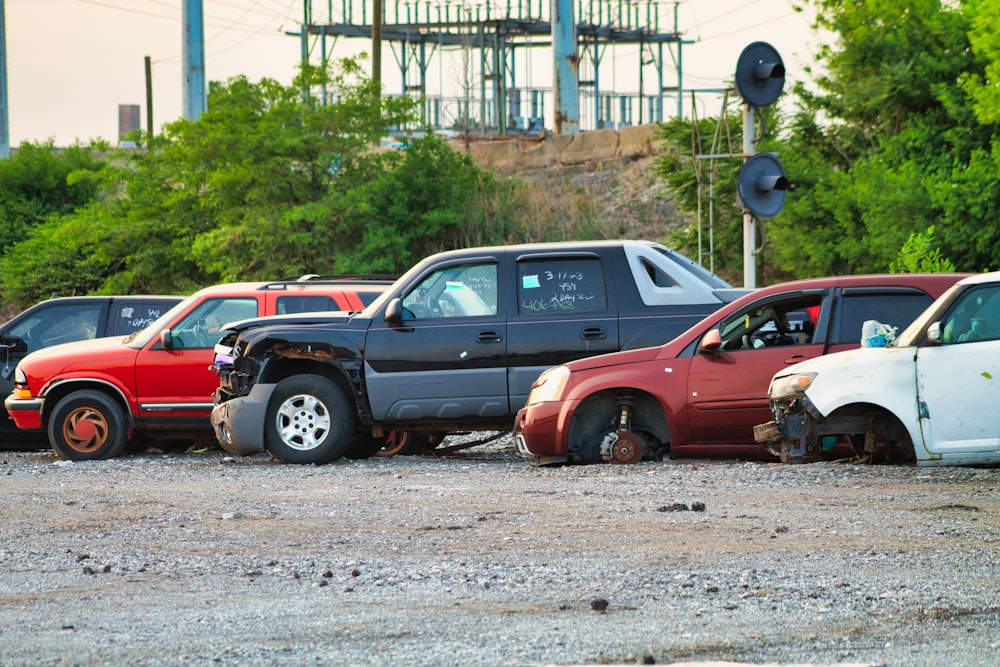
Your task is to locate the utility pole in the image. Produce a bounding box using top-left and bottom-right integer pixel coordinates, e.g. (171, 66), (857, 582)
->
(552, 0), (579, 135)
(183, 0), (206, 120)
(372, 0), (382, 92)
(0, 0), (9, 158)
(144, 56), (154, 139)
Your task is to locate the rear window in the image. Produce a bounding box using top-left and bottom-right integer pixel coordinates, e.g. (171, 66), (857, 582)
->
(834, 293), (934, 345)
(111, 301), (175, 335)
(517, 257), (608, 315)
(277, 296), (339, 315)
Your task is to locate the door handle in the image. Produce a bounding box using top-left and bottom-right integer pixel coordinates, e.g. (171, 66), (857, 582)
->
(581, 326), (607, 340)
(477, 331), (503, 344)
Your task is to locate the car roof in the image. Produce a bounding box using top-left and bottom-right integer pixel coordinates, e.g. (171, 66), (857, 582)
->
(688, 272), (973, 341)
(957, 270), (1000, 286)
(189, 277), (393, 298)
(750, 273), (971, 297)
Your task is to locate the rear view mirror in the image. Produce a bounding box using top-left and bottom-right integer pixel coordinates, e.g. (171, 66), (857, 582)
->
(384, 298), (404, 325)
(160, 329), (175, 350)
(0, 334), (28, 353)
(926, 321), (942, 344)
(699, 329), (722, 353)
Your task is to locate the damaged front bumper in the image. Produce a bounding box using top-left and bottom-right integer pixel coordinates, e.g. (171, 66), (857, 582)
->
(756, 397), (876, 464)
(211, 382), (277, 456)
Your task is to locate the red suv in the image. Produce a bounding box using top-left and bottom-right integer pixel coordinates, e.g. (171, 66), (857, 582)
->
(4, 277), (391, 460)
(514, 274), (968, 465)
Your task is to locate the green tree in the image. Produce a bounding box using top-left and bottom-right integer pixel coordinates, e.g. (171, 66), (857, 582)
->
(889, 225), (956, 273)
(781, 0), (991, 274)
(0, 59), (425, 305)
(655, 1), (996, 283)
(0, 140), (106, 252)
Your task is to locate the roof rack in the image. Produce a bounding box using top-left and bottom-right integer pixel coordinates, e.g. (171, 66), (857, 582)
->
(260, 274), (400, 290)
(278, 274), (399, 282)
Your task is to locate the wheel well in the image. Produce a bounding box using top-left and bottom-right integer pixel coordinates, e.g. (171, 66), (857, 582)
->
(567, 388), (669, 461)
(41, 381), (132, 429)
(261, 358), (357, 409)
(824, 403), (915, 462)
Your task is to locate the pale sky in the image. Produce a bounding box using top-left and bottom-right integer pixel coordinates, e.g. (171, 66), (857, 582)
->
(2, 0), (820, 147)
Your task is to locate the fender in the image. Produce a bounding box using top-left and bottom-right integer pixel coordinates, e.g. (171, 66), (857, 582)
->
(785, 346), (924, 449)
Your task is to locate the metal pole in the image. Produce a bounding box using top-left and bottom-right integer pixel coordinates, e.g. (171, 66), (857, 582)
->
(674, 2), (682, 119)
(182, 0), (206, 120)
(743, 103), (755, 288)
(372, 0), (382, 92)
(552, 0), (579, 134)
(0, 0), (9, 158)
(144, 56), (154, 139)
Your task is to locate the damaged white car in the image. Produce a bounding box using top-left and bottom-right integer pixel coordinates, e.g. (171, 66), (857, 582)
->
(755, 271), (1000, 466)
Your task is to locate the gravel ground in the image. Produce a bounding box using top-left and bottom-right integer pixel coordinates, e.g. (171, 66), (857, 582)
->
(1, 435), (998, 667)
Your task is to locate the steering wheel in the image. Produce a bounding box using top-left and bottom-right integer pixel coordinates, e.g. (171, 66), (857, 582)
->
(193, 316), (224, 346)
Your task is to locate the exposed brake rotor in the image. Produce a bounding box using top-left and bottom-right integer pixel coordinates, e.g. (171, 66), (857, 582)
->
(607, 430), (644, 464)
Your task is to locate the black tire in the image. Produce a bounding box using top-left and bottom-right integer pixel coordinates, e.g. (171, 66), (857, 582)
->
(48, 390), (129, 461)
(344, 433), (384, 460)
(264, 374), (353, 464)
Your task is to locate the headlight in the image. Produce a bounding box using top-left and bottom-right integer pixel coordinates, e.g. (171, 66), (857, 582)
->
(13, 366), (26, 385)
(769, 372), (817, 400)
(527, 365), (571, 404)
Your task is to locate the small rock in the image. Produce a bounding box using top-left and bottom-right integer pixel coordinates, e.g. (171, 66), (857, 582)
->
(590, 598), (609, 612)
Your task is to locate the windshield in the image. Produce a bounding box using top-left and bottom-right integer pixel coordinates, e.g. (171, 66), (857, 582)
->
(124, 295), (198, 348)
(893, 281), (965, 347)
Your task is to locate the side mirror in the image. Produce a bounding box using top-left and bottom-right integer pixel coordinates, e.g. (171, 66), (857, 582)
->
(160, 328), (175, 350)
(926, 321), (942, 345)
(384, 298), (404, 326)
(699, 329), (722, 353)
(0, 335), (28, 353)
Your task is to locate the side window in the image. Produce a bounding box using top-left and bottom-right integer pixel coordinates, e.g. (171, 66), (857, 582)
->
(941, 285), (1000, 344)
(719, 296), (823, 351)
(113, 302), (173, 335)
(7, 303), (103, 351)
(517, 257), (607, 314)
(401, 262), (497, 319)
(639, 257), (674, 288)
(277, 296), (337, 315)
(835, 293), (934, 345)
(171, 298), (257, 349)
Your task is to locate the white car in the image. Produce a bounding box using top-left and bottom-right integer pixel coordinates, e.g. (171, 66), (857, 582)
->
(755, 271), (1000, 466)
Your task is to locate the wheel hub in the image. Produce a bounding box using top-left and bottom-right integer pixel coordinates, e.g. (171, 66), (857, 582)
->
(600, 430), (644, 464)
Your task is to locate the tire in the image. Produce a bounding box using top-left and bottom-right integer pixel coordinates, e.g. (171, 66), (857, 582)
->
(344, 433), (384, 460)
(264, 374), (353, 464)
(48, 390), (129, 461)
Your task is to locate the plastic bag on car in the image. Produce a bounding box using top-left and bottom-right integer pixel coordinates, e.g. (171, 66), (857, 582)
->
(861, 320), (897, 347)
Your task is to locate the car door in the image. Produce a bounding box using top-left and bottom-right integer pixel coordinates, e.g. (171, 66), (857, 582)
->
(506, 253), (619, 410)
(685, 292), (827, 446)
(915, 284), (1000, 456)
(133, 297), (259, 426)
(363, 258), (509, 421)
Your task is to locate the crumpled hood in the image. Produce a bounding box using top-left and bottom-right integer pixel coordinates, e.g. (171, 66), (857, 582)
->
(223, 310), (355, 334)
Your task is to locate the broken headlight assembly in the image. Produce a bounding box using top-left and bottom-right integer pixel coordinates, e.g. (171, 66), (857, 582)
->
(769, 372), (817, 401)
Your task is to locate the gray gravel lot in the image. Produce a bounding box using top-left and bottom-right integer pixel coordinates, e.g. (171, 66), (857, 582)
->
(1, 438), (998, 666)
